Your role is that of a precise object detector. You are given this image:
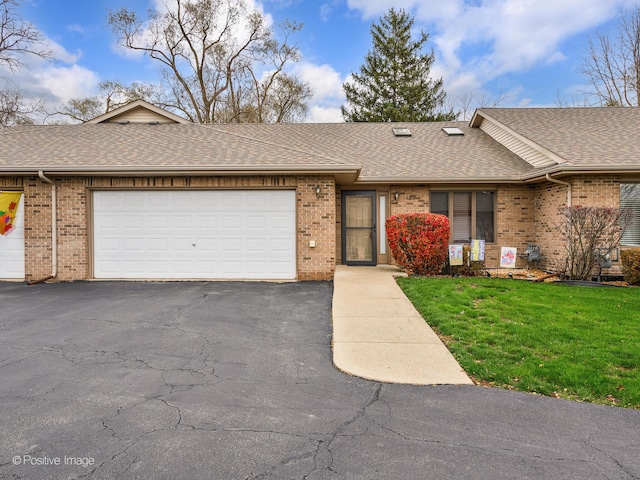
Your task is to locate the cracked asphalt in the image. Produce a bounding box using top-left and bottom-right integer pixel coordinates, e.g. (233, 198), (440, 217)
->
(0, 281), (638, 480)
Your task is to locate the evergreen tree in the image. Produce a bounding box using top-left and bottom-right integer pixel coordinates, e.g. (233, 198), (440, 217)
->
(341, 8), (456, 122)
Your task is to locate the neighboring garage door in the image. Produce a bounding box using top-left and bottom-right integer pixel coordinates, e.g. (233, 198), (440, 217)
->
(0, 193), (25, 279)
(93, 190), (296, 280)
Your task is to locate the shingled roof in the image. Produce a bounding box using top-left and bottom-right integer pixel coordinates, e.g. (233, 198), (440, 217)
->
(1, 104), (639, 183)
(0, 120), (533, 183)
(472, 107), (640, 173)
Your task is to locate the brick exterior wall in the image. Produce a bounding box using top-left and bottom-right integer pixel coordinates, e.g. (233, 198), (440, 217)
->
(388, 185), (429, 214)
(24, 177), (54, 281)
(493, 184), (536, 268)
(5, 175), (336, 282)
(297, 176), (336, 281)
(534, 175), (625, 276)
(4, 173), (633, 281)
(372, 184), (535, 269)
(533, 180), (570, 272)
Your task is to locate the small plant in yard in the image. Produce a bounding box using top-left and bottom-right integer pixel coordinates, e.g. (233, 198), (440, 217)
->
(621, 248), (640, 285)
(554, 206), (634, 280)
(447, 244), (485, 277)
(398, 276), (640, 408)
(385, 212), (449, 275)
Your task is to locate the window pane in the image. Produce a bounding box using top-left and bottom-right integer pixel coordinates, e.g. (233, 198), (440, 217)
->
(430, 192), (448, 216)
(476, 191), (495, 242)
(621, 183), (640, 246)
(453, 192), (471, 243)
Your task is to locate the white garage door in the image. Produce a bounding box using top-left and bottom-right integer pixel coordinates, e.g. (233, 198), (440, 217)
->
(0, 193), (25, 279)
(93, 190), (296, 280)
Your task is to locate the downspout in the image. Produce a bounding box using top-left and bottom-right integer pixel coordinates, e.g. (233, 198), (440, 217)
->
(546, 173), (572, 207)
(27, 172), (57, 284)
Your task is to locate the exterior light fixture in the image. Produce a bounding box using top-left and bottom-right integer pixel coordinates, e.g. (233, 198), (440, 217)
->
(315, 185), (321, 198)
(394, 192), (400, 202)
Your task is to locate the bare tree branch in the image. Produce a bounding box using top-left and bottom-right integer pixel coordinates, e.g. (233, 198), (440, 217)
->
(0, 86), (43, 125)
(108, 0), (310, 123)
(581, 5), (640, 106)
(448, 89), (508, 120)
(53, 80), (160, 123)
(0, 0), (51, 70)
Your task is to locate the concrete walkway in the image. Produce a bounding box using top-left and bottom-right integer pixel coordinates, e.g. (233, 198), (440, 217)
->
(332, 265), (473, 385)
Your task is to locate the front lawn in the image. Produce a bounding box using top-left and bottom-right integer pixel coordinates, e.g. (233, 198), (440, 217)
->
(397, 277), (640, 408)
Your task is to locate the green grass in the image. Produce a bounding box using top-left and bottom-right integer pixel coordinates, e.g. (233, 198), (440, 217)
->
(397, 277), (640, 408)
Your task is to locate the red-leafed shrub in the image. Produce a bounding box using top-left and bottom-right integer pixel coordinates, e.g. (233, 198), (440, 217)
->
(621, 249), (640, 285)
(386, 213), (450, 275)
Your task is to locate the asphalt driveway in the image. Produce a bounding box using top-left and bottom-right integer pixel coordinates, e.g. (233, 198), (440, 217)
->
(0, 281), (638, 480)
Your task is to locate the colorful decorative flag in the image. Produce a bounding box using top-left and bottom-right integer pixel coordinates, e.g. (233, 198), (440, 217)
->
(470, 239), (485, 261)
(449, 244), (463, 266)
(500, 246), (517, 268)
(0, 192), (22, 236)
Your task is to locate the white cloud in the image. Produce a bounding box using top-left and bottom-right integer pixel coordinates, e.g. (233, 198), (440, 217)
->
(297, 62), (343, 102)
(45, 37), (83, 65)
(0, 30), (99, 121)
(345, 0), (636, 106)
(295, 62), (346, 122)
(307, 105), (343, 123)
(32, 65), (99, 104)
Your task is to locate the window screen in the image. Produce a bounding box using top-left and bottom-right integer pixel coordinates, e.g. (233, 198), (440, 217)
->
(621, 183), (640, 246)
(430, 190), (495, 243)
(453, 192), (471, 243)
(476, 191), (495, 242)
(430, 192), (448, 216)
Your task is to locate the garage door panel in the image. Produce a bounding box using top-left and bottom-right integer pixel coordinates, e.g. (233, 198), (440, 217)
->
(196, 261), (217, 274)
(196, 238), (217, 251)
(222, 192), (243, 207)
(148, 238), (168, 250)
(123, 215), (144, 229)
(145, 215), (165, 228)
(247, 215), (266, 228)
(221, 238), (242, 252)
(271, 261), (294, 274)
(123, 192), (145, 206)
(246, 191), (267, 205)
(171, 238), (194, 251)
(246, 238), (266, 252)
(198, 215), (217, 228)
(271, 214), (294, 229)
(93, 190), (296, 279)
(221, 260), (242, 275)
(123, 260), (144, 274)
(271, 238), (292, 252)
(0, 194), (25, 279)
(221, 215), (242, 229)
(98, 214), (119, 229)
(123, 238), (144, 251)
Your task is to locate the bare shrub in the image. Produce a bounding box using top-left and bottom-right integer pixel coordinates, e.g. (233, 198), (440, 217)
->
(555, 206), (635, 280)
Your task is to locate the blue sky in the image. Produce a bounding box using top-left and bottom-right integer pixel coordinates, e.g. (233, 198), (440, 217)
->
(4, 0), (638, 122)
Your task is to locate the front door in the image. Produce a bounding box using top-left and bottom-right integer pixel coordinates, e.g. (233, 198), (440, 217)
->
(342, 191), (376, 266)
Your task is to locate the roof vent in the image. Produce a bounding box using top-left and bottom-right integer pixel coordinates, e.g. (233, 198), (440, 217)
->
(392, 127), (411, 137)
(442, 127), (464, 136)
(148, 121), (160, 125)
(117, 120), (130, 125)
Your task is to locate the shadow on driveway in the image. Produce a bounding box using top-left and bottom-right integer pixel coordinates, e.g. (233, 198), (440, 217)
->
(0, 281), (638, 479)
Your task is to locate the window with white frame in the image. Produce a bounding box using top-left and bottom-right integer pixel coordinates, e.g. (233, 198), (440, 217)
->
(430, 191), (495, 243)
(621, 183), (640, 246)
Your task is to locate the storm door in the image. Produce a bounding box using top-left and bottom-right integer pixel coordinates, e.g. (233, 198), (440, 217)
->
(342, 191), (377, 266)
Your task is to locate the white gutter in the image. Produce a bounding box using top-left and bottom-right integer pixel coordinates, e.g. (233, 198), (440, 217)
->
(546, 173), (572, 207)
(37, 171), (57, 280)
